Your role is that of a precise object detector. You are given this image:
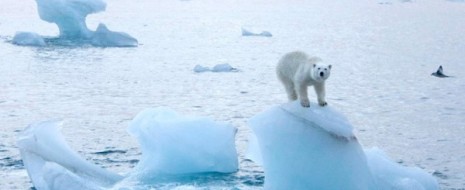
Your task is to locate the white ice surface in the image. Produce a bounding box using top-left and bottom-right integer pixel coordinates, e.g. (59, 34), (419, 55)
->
(12, 32), (46, 46)
(248, 101), (439, 190)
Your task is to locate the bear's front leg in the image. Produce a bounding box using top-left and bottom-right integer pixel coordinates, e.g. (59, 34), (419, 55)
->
(314, 83), (327, 107)
(297, 84), (310, 107)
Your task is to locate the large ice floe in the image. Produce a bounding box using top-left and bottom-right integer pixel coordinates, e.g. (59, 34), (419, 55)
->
(247, 101), (439, 190)
(17, 108), (238, 189)
(12, 0), (137, 47)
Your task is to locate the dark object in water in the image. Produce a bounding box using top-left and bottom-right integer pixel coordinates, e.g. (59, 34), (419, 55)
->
(431, 65), (450, 78)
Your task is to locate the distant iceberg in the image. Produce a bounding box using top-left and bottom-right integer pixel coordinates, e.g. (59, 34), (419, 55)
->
(12, 32), (46, 46)
(12, 0), (138, 47)
(36, 0), (106, 39)
(91, 24), (139, 47)
(241, 28), (272, 37)
(193, 63), (238, 73)
(248, 101), (439, 190)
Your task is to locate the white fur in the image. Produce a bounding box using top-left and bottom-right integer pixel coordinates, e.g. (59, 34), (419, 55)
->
(276, 51), (332, 107)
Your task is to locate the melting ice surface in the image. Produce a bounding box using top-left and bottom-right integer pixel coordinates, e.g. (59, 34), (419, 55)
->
(12, 0), (137, 47)
(248, 101), (439, 190)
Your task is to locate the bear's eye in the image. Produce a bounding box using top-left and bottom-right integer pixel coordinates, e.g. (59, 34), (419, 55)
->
(324, 68), (327, 71)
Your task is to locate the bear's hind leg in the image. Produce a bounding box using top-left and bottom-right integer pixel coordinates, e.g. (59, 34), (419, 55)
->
(284, 82), (298, 101)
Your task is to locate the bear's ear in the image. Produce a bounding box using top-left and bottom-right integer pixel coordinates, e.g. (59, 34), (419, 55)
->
(313, 64), (316, 68)
(328, 65), (332, 70)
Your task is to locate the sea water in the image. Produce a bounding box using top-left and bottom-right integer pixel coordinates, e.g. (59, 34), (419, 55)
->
(1, 0), (465, 189)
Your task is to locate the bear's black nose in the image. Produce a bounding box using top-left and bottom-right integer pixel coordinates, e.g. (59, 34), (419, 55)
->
(320, 72), (324, 77)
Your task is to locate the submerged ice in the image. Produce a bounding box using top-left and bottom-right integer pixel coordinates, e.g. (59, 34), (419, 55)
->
(13, 0), (137, 47)
(248, 101), (438, 190)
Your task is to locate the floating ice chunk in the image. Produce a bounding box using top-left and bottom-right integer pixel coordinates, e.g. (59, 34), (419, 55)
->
(35, 0), (106, 38)
(248, 101), (438, 189)
(193, 64), (238, 73)
(17, 120), (123, 190)
(248, 101), (374, 189)
(12, 32), (46, 46)
(127, 108), (238, 177)
(193, 65), (210, 73)
(366, 148), (439, 189)
(212, 63), (238, 72)
(91, 24), (138, 47)
(241, 28), (272, 37)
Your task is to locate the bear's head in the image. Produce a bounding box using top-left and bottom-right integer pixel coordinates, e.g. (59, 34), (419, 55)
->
(312, 63), (332, 82)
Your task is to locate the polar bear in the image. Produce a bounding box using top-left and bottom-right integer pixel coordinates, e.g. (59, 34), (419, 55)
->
(276, 51), (331, 107)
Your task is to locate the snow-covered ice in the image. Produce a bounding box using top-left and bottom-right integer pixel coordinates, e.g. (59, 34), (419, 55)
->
(127, 107), (239, 176)
(12, 32), (46, 46)
(248, 101), (439, 190)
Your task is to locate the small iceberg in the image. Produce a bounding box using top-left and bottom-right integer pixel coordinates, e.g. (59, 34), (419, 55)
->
(248, 101), (438, 189)
(241, 28), (272, 37)
(91, 24), (139, 47)
(12, 32), (46, 47)
(193, 63), (238, 73)
(17, 120), (123, 190)
(13, 0), (138, 47)
(127, 107), (239, 177)
(193, 65), (210, 73)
